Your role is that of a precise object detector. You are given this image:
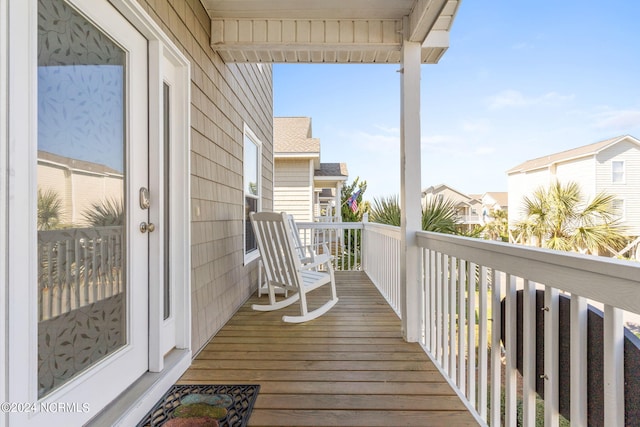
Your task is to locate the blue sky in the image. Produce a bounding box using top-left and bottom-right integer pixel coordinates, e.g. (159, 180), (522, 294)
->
(273, 1), (640, 201)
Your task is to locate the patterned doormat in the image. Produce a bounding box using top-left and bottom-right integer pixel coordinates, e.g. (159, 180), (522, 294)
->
(137, 384), (260, 427)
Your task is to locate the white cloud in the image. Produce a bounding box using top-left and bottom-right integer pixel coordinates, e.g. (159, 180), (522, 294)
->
(475, 146), (496, 155)
(462, 119), (491, 133)
(592, 109), (640, 130)
(348, 130), (399, 153)
(487, 90), (574, 110)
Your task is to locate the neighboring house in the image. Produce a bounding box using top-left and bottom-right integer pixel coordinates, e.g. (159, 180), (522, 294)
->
(472, 191), (508, 222)
(507, 135), (640, 237)
(1, 0), (459, 426)
(38, 150), (124, 226)
(422, 184), (483, 229)
(273, 117), (348, 222)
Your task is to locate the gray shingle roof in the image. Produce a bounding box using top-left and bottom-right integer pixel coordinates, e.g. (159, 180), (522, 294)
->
(315, 163), (348, 177)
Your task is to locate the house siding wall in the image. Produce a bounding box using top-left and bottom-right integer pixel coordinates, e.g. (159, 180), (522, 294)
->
(274, 158), (313, 222)
(136, 0), (274, 352)
(507, 168), (550, 226)
(555, 157), (596, 196)
(596, 141), (640, 236)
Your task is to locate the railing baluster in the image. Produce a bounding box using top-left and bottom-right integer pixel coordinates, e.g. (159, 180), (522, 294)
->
(544, 286), (559, 427)
(523, 279), (537, 426)
(490, 269), (501, 426)
(442, 253), (449, 372)
(467, 262), (476, 406)
(570, 293), (587, 427)
(505, 274), (517, 427)
(604, 304), (624, 427)
(449, 256), (457, 382)
(430, 250), (437, 354)
(436, 251), (443, 365)
(458, 259), (466, 394)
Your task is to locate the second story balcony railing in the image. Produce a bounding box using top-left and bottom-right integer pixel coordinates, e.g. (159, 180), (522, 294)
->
(295, 220), (640, 426)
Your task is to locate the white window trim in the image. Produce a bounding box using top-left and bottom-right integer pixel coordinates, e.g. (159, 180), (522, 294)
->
(244, 123), (262, 264)
(612, 160), (625, 184)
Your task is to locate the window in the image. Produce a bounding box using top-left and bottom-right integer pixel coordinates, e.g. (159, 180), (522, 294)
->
(612, 161), (625, 183)
(612, 199), (625, 220)
(244, 125), (261, 261)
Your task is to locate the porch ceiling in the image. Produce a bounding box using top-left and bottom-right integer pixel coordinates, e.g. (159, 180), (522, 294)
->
(201, 0), (460, 63)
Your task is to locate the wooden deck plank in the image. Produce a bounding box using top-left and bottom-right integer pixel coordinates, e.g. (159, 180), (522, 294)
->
(178, 271), (478, 426)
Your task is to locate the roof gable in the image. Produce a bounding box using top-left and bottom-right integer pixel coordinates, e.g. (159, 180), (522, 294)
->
(507, 135), (640, 174)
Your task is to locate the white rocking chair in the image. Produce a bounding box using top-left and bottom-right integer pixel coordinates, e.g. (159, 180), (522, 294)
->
(250, 211), (339, 323)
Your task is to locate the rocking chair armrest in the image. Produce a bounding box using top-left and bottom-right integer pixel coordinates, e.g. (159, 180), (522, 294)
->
(299, 257), (331, 271)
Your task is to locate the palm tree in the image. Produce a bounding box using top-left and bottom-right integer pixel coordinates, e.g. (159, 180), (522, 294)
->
(513, 180), (627, 255)
(483, 209), (509, 241)
(82, 198), (124, 226)
(369, 194), (460, 234)
(369, 194), (401, 226)
(37, 188), (63, 230)
(422, 196), (460, 234)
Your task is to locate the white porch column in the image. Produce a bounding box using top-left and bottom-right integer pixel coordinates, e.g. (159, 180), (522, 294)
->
(399, 30), (422, 342)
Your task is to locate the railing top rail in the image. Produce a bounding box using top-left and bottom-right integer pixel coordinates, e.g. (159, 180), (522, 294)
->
(297, 221), (364, 230)
(417, 230), (640, 315)
(38, 226), (123, 242)
(362, 222), (402, 239)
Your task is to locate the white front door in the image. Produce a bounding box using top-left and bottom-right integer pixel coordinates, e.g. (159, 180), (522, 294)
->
(21, 0), (148, 424)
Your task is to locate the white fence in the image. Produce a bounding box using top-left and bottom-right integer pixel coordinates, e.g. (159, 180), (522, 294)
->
(295, 221), (363, 271)
(416, 231), (640, 427)
(362, 222), (402, 316)
(38, 226), (124, 320)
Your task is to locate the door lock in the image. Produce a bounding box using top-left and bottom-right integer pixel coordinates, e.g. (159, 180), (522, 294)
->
(139, 187), (150, 209)
(140, 222), (156, 233)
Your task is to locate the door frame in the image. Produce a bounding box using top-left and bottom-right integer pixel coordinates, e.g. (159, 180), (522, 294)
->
(148, 39), (192, 372)
(5, 0), (191, 424)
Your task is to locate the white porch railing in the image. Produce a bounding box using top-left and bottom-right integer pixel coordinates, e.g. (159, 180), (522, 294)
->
(300, 220), (640, 426)
(296, 221), (363, 271)
(416, 231), (640, 427)
(362, 222), (402, 316)
(38, 226), (124, 320)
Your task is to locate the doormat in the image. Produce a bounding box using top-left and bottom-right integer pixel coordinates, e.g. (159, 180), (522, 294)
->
(137, 384), (260, 427)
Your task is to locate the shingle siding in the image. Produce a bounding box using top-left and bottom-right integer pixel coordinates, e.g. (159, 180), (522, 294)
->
(137, 0), (274, 352)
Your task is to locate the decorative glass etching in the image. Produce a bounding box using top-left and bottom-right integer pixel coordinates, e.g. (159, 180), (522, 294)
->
(37, 0), (127, 398)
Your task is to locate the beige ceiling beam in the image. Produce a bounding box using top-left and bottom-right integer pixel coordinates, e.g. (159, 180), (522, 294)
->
(407, 0), (449, 43)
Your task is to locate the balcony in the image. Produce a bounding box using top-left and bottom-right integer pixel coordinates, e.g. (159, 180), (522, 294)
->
(181, 221), (640, 426)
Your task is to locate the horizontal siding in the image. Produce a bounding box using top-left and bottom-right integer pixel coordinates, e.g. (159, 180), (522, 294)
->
(274, 159), (312, 222)
(508, 169), (550, 226)
(555, 157), (596, 196)
(596, 141), (640, 236)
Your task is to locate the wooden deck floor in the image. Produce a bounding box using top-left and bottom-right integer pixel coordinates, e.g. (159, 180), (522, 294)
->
(178, 271), (478, 426)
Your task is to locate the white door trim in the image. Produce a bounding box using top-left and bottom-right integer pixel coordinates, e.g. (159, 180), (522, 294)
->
(0, 0), (9, 423)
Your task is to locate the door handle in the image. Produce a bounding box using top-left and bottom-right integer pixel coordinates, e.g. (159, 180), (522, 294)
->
(140, 222), (156, 233)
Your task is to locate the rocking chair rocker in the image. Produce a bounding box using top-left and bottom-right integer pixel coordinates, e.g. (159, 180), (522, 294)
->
(250, 211), (339, 323)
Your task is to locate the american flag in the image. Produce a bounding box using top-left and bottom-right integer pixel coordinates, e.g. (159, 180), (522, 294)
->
(347, 189), (360, 213)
